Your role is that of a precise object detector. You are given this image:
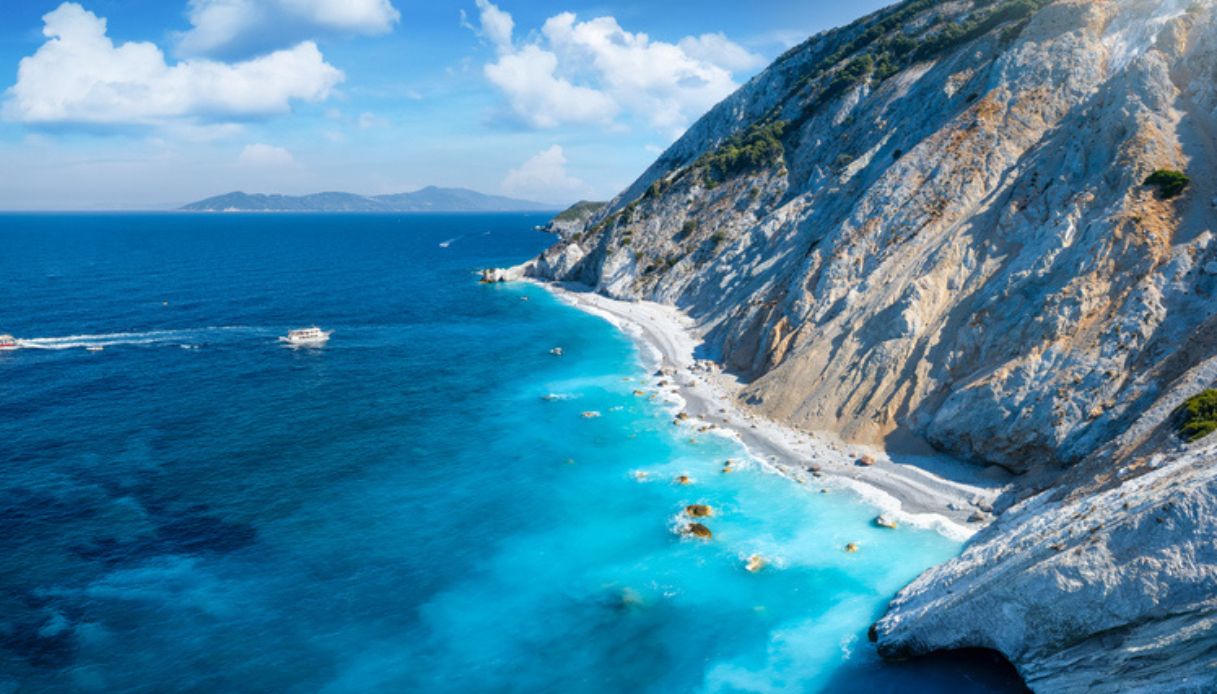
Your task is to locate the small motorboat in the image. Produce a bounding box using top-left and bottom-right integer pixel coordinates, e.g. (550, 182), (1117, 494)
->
(0, 334), (17, 351)
(280, 326), (332, 346)
(85, 345), (104, 352)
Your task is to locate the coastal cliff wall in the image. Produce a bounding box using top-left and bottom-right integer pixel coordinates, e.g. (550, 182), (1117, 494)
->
(521, 0), (1217, 689)
(524, 0), (1217, 475)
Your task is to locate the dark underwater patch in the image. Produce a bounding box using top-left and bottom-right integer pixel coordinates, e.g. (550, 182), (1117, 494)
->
(0, 618), (76, 670)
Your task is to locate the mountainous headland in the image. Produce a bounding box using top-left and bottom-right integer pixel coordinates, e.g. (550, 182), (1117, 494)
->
(181, 186), (555, 213)
(498, 0), (1217, 690)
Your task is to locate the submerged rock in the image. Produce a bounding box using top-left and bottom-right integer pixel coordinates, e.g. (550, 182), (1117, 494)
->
(844, 542), (860, 554)
(745, 554), (767, 573)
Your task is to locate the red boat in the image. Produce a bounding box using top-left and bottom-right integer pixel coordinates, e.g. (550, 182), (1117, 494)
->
(0, 334), (18, 351)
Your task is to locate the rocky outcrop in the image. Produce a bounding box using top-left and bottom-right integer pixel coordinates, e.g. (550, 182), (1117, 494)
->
(544, 201), (607, 237)
(518, 0), (1217, 689)
(873, 434), (1217, 692)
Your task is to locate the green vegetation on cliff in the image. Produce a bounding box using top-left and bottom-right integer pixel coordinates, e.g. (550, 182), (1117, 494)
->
(697, 121), (788, 182)
(1144, 170), (1190, 199)
(553, 200), (607, 222)
(1176, 389), (1217, 442)
(685, 0), (1052, 191)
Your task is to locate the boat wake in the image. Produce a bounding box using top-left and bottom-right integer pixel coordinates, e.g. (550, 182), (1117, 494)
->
(438, 236), (461, 248)
(16, 326), (268, 351)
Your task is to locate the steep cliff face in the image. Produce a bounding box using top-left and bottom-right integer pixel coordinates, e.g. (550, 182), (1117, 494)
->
(523, 1), (1217, 688)
(525, 0), (1217, 476)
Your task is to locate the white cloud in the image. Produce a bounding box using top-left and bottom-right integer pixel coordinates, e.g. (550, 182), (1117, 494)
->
(3, 3), (343, 127)
(472, 2), (757, 137)
(238, 141), (295, 165)
(467, 0), (514, 55)
(502, 145), (588, 202)
(484, 46), (617, 128)
(179, 0), (400, 57)
(677, 33), (766, 73)
(238, 142), (294, 166)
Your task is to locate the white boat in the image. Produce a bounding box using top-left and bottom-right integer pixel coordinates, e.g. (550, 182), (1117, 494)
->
(0, 334), (17, 351)
(85, 345), (104, 352)
(280, 326), (332, 346)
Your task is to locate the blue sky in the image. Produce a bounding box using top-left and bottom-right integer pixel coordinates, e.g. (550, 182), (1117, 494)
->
(0, 0), (891, 209)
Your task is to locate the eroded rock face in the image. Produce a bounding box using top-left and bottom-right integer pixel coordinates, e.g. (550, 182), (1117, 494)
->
(873, 435), (1217, 693)
(522, 0), (1217, 475)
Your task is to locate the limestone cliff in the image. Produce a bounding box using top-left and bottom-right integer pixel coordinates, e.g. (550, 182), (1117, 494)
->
(521, 0), (1217, 689)
(524, 0), (1217, 474)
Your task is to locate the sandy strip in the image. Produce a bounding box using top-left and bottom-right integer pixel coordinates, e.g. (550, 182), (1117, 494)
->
(535, 281), (1010, 541)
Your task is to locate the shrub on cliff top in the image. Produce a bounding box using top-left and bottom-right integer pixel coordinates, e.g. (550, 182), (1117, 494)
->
(1144, 169), (1190, 199)
(1175, 389), (1217, 442)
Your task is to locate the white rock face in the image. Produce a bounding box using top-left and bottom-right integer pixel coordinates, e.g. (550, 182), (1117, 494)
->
(521, 0), (1217, 688)
(526, 0), (1217, 474)
(873, 436), (1217, 692)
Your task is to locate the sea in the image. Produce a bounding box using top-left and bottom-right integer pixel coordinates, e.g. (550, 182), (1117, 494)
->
(0, 213), (1026, 692)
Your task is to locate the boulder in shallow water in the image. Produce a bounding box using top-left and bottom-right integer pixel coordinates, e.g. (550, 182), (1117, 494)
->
(675, 475), (693, 485)
(685, 504), (714, 517)
(683, 522), (712, 539)
(581, 411), (600, 419)
(857, 455), (876, 467)
(745, 554), (766, 572)
(874, 515), (898, 529)
(845, 542), (860, 553)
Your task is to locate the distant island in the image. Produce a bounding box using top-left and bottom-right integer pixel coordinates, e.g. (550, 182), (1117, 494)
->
(181, 186), (556, 213)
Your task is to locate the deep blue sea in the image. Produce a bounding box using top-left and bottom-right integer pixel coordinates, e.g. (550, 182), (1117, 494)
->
(0, 214), (1025, 692)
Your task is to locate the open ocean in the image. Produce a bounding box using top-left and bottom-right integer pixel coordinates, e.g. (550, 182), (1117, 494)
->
(0, 213), (1025, 692)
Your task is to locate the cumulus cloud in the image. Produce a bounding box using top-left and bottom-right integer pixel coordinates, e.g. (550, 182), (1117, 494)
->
(179, 0), (401, 58)
(471, 2), (762, 137)
(3, 3), (343, 127)
(238, 142), (294, 166)
(484, 46), (617, 128)
(502, 145), (588, 202)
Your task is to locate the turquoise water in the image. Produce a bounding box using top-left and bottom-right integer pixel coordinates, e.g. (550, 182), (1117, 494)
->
(0, 214), (1023, 692)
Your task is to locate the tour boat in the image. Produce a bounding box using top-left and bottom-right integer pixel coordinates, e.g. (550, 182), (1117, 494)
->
(280, 326), (332, 346)
(0, 334), (17, 351)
